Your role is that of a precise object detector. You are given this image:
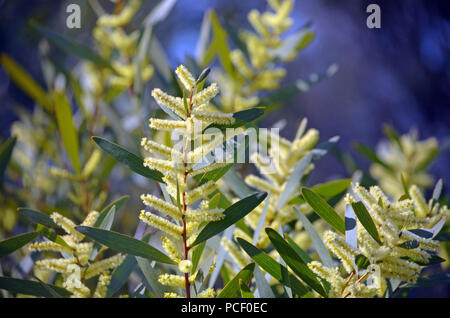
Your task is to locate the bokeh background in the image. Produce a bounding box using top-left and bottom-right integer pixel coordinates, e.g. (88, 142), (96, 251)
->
(1, 0), (449, 296)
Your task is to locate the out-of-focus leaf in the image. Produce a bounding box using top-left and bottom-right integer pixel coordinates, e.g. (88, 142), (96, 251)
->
(285, 235), (312, 263)
(54, 91), (81, 174)
(216, 263), (254, 298)
(0, 277), (71, 297)
(277, 153), (313, 211)
(411, 255), (446, 266)
(18, 208), (58, 229)
(302, 187), (345, 234)
(136, 257), (166, 298)
(191, 192), (267, 246)
(398, 240), (419, 249)
(33, 24), (113, 70)
(75, 226), (175, 264)
(351, 202), (382, 245)
(0, 137), (17, 186)
(239, 279), (255, 298)
(266, 228), (327, 297)
(354, 142), (393, 173)
(432, 179), (443, 203)
(191, 241), (206, 273)
(253, 265), (274, 298)
(143, 0), (177, 26)
(92, 137), (164, 183)
(288, 179), (352, 205)
(0, 53), (52, 111)
(0, 232), (38, 258)
(294, 206), (333, 268)
(209, 11), (235, 79)
(237, 238), (312, 298)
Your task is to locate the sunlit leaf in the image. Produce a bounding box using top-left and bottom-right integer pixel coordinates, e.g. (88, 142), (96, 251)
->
(216, 263), (254, 298)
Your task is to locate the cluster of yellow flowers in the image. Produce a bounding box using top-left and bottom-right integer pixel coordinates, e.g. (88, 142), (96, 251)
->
(221, 120), (320, 270)
(217, 0), (312, 112)
(370, 129), (438, 198)
(139, 65), (240, 298)
(308, 183), (447, 297)
(87, 0), (154, 95)
(29, 212), (125, 297)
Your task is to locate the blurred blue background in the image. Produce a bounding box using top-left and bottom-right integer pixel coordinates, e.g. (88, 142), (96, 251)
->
(0, 0), (449, 297)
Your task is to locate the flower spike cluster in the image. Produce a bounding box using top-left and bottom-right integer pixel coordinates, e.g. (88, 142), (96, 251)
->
(139, 64), (238, 298)
(29, 212), (125, 297)
(308, 183), (447, 297)
(216, 0), (314, 112)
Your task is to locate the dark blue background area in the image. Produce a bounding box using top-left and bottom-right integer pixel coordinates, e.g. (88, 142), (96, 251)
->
(0, 0), (449, 297)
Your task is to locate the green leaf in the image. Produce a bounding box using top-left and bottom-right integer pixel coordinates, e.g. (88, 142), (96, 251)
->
(237, 238), (312, 298)
(0, 137), (16, 186)
(0, 232), (38, 258)
(209, 11), (235, 79)
(197, 163), (233, 185)
(54, 91), (81, 174)
(411, 254), (446, 266)
(92, 136), (164, 183)
(36, 224), (70, 248)
(398, 240), (419, 249)
(355, 254), (370, 271)
(301, 187), (345, 234)
(285, 235), (312, 263)
(191, 192), (267, 246)
(75, 226), (175, 265)
(204, 108), (264, 131)
(216, 263), (254, 298)
(33, 24), (113, 70)
(90, 206), (116, 261)
(351, 202), (382, 245)
(94, 195), (129, 228)
(295, 30), (315, 51)
(266, 228), (327, 297)
(354, 142), (393, 172)
(136, 256), (167, 298)
(288, 179), (352, 205)
(0, 53), (52, 111)
(239, 279), (255, 298)
(107, 254), (137, 298)
(293, 206), (333, 268)
(18, 208), (59, 229)
(191, 241), (206, 273)
(0, 277), (71, 297)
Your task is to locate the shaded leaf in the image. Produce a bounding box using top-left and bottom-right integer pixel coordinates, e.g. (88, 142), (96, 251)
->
(355, 254), (370, 271)
(18, 208), (59, 229)
(92, 136), (164, 183)
(0, 137), (17, 186)
(0, 277), (71, 297)
(0, 232), (38, 258)
(191, 192), (267, 246)
(94, 195), (129, 227)
(216, 263), (254, 298)
(239, 279), (255, 298)
(351, 202), (382, 245)
(107, 255), (137, 298)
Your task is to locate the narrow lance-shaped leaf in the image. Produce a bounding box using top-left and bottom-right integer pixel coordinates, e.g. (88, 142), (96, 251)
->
(54, 91), (81, 174)
(239, 279), (255, 298)
(237, 238), (312, 298)
(216, 263), (254, 298)
(288, 179), (352, 205)
(354, 142), (393, 173)
(253, 265), (275, 298)
(0, 277), (72, 298)
(301, 187), (345, 234)
(36, 224), (70, 248)
(18, 208), (59, 229)
(94, 195), (129, 227)
(75, 226), (175, 265)
(351, 202), (382, 245)
(107, 255), (137, 298)
(191, 192), (267, 246)
(345, 204), (358, 249)
(0, 232), (38, 258)
(0, 137), (17, 187)
(293, 206), (333, 268)
(92, 136), (164, 183)
(0, 54), (52, 111)
(90, 206), (116, 261)
(266, 228), (327, 297)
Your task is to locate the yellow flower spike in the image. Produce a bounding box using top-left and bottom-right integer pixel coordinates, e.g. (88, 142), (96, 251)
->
(149, 118), (187, 131)
(192, 110), (234, 125)
(50, 212), (84, 242)
(35, 258), (77, 273)
(192, 83), (219, 108)
(164, 292), (183, 298)
(221, 237), (251, 269)
(248, 10), (271, 39)
(323, 231), (357, 273)
(175, 64), (196, 91)
(185, 208), (224, 222)
(178, 260), (193, 273)
(84, 254), (125, 279)
(81, 211), (100, 227)
(93, 272), (111, 298)
(97, 0), (141, 27)
(230, 50), (253, 79)
(29, 241), (73, 254)
(143, 157), (179, 177)
(189, 162), (230, 177)
(184, 181), (217, 205)
(139, 210), (183, 239)
(161, 237), (182, 263)
(151, 88), (187, 119)
(198, 288), (216, 298)
(158, 274), (186, 288)
(141, 193), (183, 220)
(409, 185), (429, 218)
(245, 174), (282, 195)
